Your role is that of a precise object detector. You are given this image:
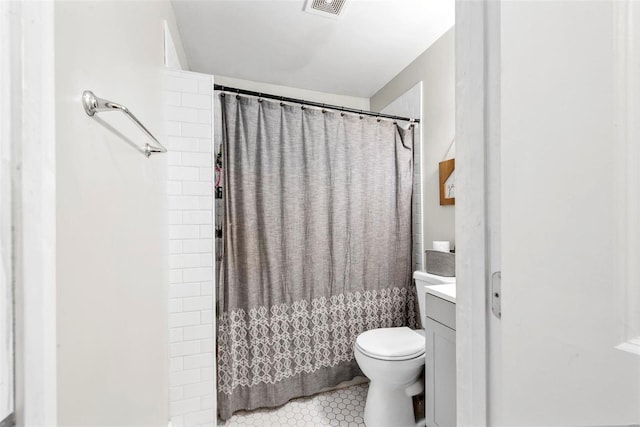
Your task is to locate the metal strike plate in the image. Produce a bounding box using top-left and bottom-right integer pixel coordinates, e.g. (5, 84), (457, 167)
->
(491, 271), (501, 319)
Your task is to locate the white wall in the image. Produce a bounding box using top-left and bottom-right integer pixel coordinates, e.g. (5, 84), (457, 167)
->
(370, 28), (456, 254)
(500, 1), (640, 425)
(165, 21), (189, 71)
(55, 2), (184, 425)
(214, 75), (370, 111)
(165, 70), (216, 427)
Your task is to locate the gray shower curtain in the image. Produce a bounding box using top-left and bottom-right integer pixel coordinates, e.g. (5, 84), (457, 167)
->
(217, 94), (416, 420)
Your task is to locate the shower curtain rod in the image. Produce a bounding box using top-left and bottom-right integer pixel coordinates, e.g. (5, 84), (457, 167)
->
(213, 84), (420, 124)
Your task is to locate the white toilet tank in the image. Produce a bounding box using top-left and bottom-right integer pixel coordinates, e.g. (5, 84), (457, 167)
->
(413, 271), (456, 325)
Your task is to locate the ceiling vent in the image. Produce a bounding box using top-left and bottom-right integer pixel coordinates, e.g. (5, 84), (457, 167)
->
(304, 0), (348, 19)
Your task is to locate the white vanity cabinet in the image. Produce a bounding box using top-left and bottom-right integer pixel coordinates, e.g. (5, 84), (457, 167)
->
(424, 289), (456, 427)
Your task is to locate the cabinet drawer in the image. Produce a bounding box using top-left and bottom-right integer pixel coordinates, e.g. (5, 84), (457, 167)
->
(426, 294), (456, 330)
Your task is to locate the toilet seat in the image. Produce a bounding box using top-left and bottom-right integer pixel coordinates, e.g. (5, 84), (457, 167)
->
(355, 327), (425, 361)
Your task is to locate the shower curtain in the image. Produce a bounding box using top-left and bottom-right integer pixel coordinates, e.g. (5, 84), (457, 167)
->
(217, 94), (416, 420)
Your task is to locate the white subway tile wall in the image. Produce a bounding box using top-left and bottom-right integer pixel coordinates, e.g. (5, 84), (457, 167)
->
(166, 69), (216, 427)
(380, 83), (424, 271)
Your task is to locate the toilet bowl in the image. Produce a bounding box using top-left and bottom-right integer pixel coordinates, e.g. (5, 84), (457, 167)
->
(354, 271), (456, 427)
(354, 327), (425, 427)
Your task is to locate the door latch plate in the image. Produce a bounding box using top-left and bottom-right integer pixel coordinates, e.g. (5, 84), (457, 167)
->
(491, 271), (501, 319)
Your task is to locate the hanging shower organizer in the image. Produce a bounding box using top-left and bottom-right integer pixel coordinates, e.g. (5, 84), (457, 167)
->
(81, 90), (167, 158)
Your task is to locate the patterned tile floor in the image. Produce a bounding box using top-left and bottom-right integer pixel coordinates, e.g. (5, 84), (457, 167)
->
(218, 384), (368, 427)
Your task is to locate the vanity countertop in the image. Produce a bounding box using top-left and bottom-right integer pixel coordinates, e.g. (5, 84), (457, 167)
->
(425, 284), (456, 303)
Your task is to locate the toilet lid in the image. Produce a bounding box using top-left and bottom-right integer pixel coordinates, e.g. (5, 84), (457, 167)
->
(355, 327), (425, 360)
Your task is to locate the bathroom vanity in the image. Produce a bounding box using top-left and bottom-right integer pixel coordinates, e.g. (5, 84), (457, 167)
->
(424, 284), (456, 427)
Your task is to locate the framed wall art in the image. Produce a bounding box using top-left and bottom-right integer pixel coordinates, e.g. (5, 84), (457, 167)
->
(439, 158), (455, 205)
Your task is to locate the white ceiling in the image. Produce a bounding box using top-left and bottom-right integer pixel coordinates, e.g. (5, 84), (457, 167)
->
(171, 0), (454, 98)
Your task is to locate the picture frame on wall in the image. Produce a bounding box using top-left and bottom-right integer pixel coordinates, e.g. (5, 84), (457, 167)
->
(439, 158), (455, 205)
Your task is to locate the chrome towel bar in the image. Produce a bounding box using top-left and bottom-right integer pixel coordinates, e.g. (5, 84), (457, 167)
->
(82, 90), (167, 158)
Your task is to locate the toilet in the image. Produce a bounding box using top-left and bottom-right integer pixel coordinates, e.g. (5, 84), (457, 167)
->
(354, 271), (456, 427)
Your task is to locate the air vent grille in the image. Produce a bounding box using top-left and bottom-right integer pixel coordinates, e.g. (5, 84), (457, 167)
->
(305, 0), (348, 19)
(311, 0), (345, 16)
